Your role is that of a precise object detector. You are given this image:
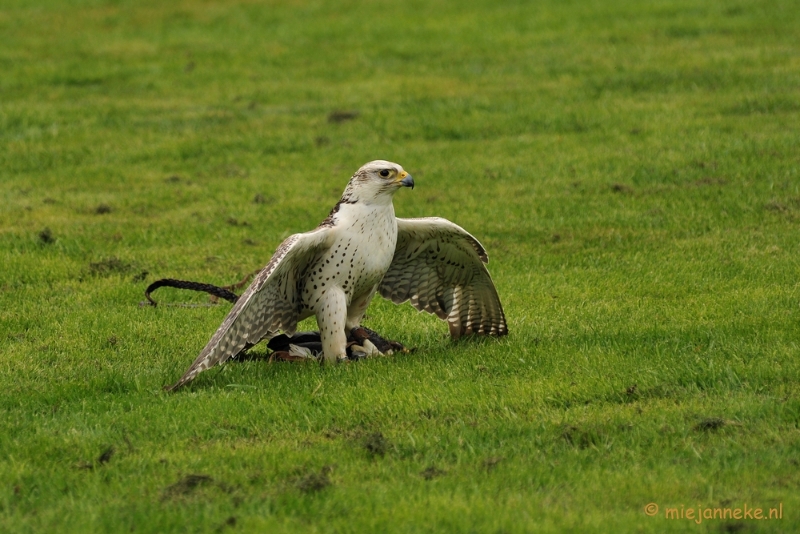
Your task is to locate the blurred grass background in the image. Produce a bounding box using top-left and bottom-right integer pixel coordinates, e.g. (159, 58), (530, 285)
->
(1, 0), (799, 532)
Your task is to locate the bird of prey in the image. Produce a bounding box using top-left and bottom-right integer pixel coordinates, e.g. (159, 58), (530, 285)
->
(167, 160), (507, 390)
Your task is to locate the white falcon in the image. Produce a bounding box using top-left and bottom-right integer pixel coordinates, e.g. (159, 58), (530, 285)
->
(167, 160), (507, 390)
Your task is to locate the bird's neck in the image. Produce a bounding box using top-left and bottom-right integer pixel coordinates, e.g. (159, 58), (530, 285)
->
(338, 199), (396, 223)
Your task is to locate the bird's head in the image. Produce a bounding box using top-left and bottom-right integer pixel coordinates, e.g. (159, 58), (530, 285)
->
(340, 160), (414, 204)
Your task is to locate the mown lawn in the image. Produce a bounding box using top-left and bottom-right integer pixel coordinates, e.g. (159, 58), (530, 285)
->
(1, 0), (799, 532)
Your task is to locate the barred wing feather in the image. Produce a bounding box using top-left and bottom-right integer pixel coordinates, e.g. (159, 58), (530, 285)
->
(379, 217), (508, 339)
(166, 228), (330, 391)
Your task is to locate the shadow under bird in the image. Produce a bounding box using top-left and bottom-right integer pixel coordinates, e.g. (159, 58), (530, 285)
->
(166, 160), (507, 390)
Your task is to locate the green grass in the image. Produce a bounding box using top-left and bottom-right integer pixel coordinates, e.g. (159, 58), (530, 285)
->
(1, 0), (799, 532)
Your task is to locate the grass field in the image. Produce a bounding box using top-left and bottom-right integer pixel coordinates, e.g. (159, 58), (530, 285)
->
(1, 0), (799, 532)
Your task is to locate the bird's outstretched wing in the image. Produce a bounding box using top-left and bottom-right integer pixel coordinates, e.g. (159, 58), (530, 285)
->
(166, 228), (331, 391)
(379, 217), (508, 339)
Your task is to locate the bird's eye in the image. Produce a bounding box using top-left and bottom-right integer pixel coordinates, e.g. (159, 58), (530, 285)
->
(379, 169), (391, 177)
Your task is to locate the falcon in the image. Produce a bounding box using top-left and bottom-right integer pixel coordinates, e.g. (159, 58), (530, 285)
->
(167, 160), (507, 390)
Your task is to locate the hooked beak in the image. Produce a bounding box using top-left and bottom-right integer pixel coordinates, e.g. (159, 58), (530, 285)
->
(398, 172), (414, 189)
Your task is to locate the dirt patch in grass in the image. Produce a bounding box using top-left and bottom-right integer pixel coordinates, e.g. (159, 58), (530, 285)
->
(294, 465), (334, 493)
(75, 445), (115, 470)
(88, 257), (132, 277)
(215, 516), (237, 532)
(97, 446), (114, 464)
(253, 193), (274, 204)
(328, 110), (359, 123)
(421, 466), (446, 480)
(720, 521), (748, 533)
(694, 418), (727, 431)
(561, 424), (603, 449)
(482, 456), (504, 471)
(611, 183), (633, 194)
(363, 431), (389, 457)
(162, 474), (221, 500)
(38, 227), (55, 244)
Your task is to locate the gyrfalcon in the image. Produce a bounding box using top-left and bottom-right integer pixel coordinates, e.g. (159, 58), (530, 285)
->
(167, 160), (507, 390)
